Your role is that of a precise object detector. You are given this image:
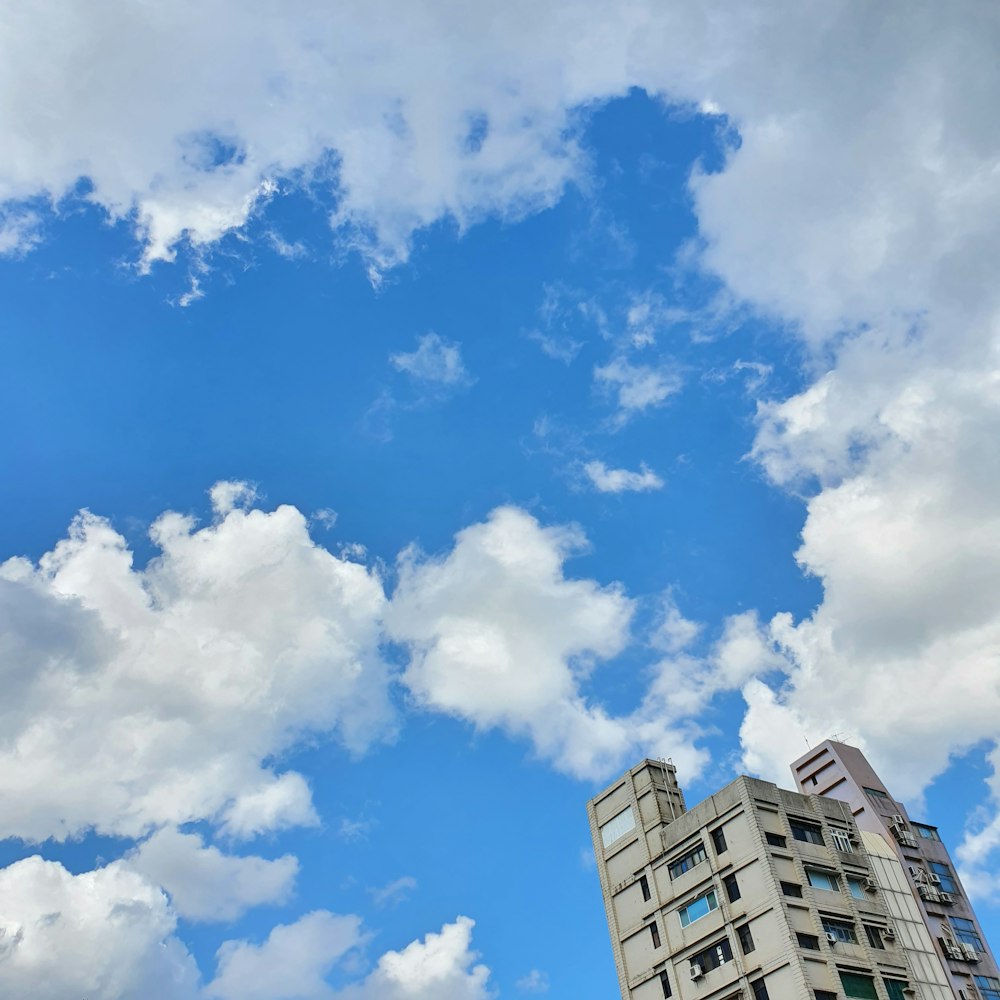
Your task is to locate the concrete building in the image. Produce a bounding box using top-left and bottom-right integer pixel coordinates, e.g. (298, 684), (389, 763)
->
(792, 740), (1000, 1000)
(587, 757), (967, 1000)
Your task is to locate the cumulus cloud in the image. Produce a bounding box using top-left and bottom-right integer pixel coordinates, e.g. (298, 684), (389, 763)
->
(583, 460), (663, 494)
(390, 333), (473, 387)
(593, 357), (682, 427)
(0, 483), (392, 841)
(126, 827), (298, 923)
(386, 506), (706, 780)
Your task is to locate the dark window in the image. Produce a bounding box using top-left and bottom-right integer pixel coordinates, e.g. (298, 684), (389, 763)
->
(815, 992), (838, 1000)
(929, 862), (957, 894)
(797, 933), (820, 950)
(639, 874), (651, 901)
(752, 978), (770, 1000)
(659, 970), (673, 998)
(839, 971), (878, 999)
(790, 820), (825, 845)
(822, 917), (858, 944)
(765, 832), (787, 848)
(668, 844), (707, 879)
(690, 937), (734, 974)
(864, 925), (885, 949)
(649, 922), (661, 949)
(883, 980), (908, 1000)
(914, 822), (941, 841)
(863, 786), (891, 803)
(724, 873), (741, 903)
(781, 881), (803, 897)
(737, 923), (755, 955)
(711, 826), (728, 854)
(951, 917), (984, 951)
(976, 976), (1000, 1000)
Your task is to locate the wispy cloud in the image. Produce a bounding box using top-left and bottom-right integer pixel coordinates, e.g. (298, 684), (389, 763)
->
(582, 460), (663, 494)
(368, 875), (418, 908)
(594, 357), (682, 427)
(390, 333), (473, 388)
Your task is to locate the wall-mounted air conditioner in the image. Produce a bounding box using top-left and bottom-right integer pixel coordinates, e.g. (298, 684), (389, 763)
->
(826, 932), (838, 944)
(865, 876), (879, 891)
(689, 963), (703, 980)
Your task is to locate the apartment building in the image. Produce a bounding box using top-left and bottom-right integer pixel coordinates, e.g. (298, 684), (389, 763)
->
(588, 758), (952, 1000)
(792, 740), (1000, 1000)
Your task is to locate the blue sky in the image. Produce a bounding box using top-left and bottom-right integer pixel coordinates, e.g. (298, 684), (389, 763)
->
(2, 3), (1000, 997)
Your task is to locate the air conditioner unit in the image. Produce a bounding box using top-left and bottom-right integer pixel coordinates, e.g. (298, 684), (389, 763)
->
(917, 884), (939, 900)
(891, 813), (907, 826)
(945, 944), (964, 961)
(848, 829), (860, 842)
(865, 877), (879, 891)
(928, 873), (942, 885)
(826, 932), (838, 944)
(961, 943), (980, 961)
(883, 927), (896, 940)
(939, 891), (954, 904)
(689, 964), (704, 980)
(910, 866), (927, 882)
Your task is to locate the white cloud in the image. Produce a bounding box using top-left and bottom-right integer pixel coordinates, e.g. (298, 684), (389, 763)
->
(0, 856), (200, 999)
(0, 482), (392, 842)
(0, 207), (42, 256)
(390, 332), (472, 387)
(593, 357), (682, 427)
(516, 969), (550, 993)
(126, 827), (298, 923)
(583, 460), (663, 494)
(386, 506), (706, 780)
(368, 875), (418, 909)
(205, 910), (366, 1000)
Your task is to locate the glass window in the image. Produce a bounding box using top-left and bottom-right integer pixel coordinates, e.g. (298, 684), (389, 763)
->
(797, 933), (820, 950)
(815, 992), (838, 1000)
(601, 808), (635, 847)
(822, 918), (858, 944)
(951, 917), (984, 951)
(752, 978), (770, 1000)
(711, 826), (728, 854)
(723, 873), (741, 903)
(884, 980), (909, 1000)
(791, 821), (825, 845)
(976, 976), (1000, 1000)
(929, 861), (957, 894)
(678, 891), (718, 928)
(668, 843), (707, 879)
(765, 831), (787, 848)
(737, 923), (755, 955)
(648, 921), (661, 948)
(848, 877), (868, 899)
(781, 881), (803, 897)
(806, 868), (839, 892)
(639, 874), (651, 901)
(831, 828), (853, 853)
(659, 970), (673, 998)
(690, 937), (733, 974)
(914, 823), (941, 841)
(839, 971), (878, 999)
(864, 925), (885, 949)
(863, 786), (891, 803)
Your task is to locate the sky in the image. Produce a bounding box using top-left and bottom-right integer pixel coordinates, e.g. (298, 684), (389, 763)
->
(1, 1), (1000, 996)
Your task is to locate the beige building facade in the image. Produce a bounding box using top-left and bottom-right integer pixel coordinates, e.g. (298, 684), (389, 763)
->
(588, 757), (961, 1000)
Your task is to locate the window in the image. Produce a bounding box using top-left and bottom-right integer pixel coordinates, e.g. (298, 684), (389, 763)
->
(751, 978), (770, 1000)
(831, 828), (853, 853)
(883, 980), (909, 1000)
(839, 971), (878, 999)
(690, 937), (733, 974)
(711, 826), (728, 854)
(601, 808), (635, 847)
(797, 933), (821, 950)
(765, 832), (787, 848)
(737, 923), (755, 955)
(723, 873), (741, 903)
(847, 876), (869, 899)
(929, 861), (957, 894)
(806, 868), (838, 892)
(791, 820), (825, 845)
(951, 917), (984, 951)
(914, 822), (941, 841)
(668, 843), (707, 879)
(678, 890), (719, 928)
(658, 970), (673, 998)
(648, 921), (661, 948)
(864, 925), (885, 950)
(863, 786), (891, 803)
(976, 976), (1000, 1000)
(815, 992), (838, 1000)
(781, 881), (803, 897)
(639, 874), (651, 901)
(822, 917), (858, 944)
